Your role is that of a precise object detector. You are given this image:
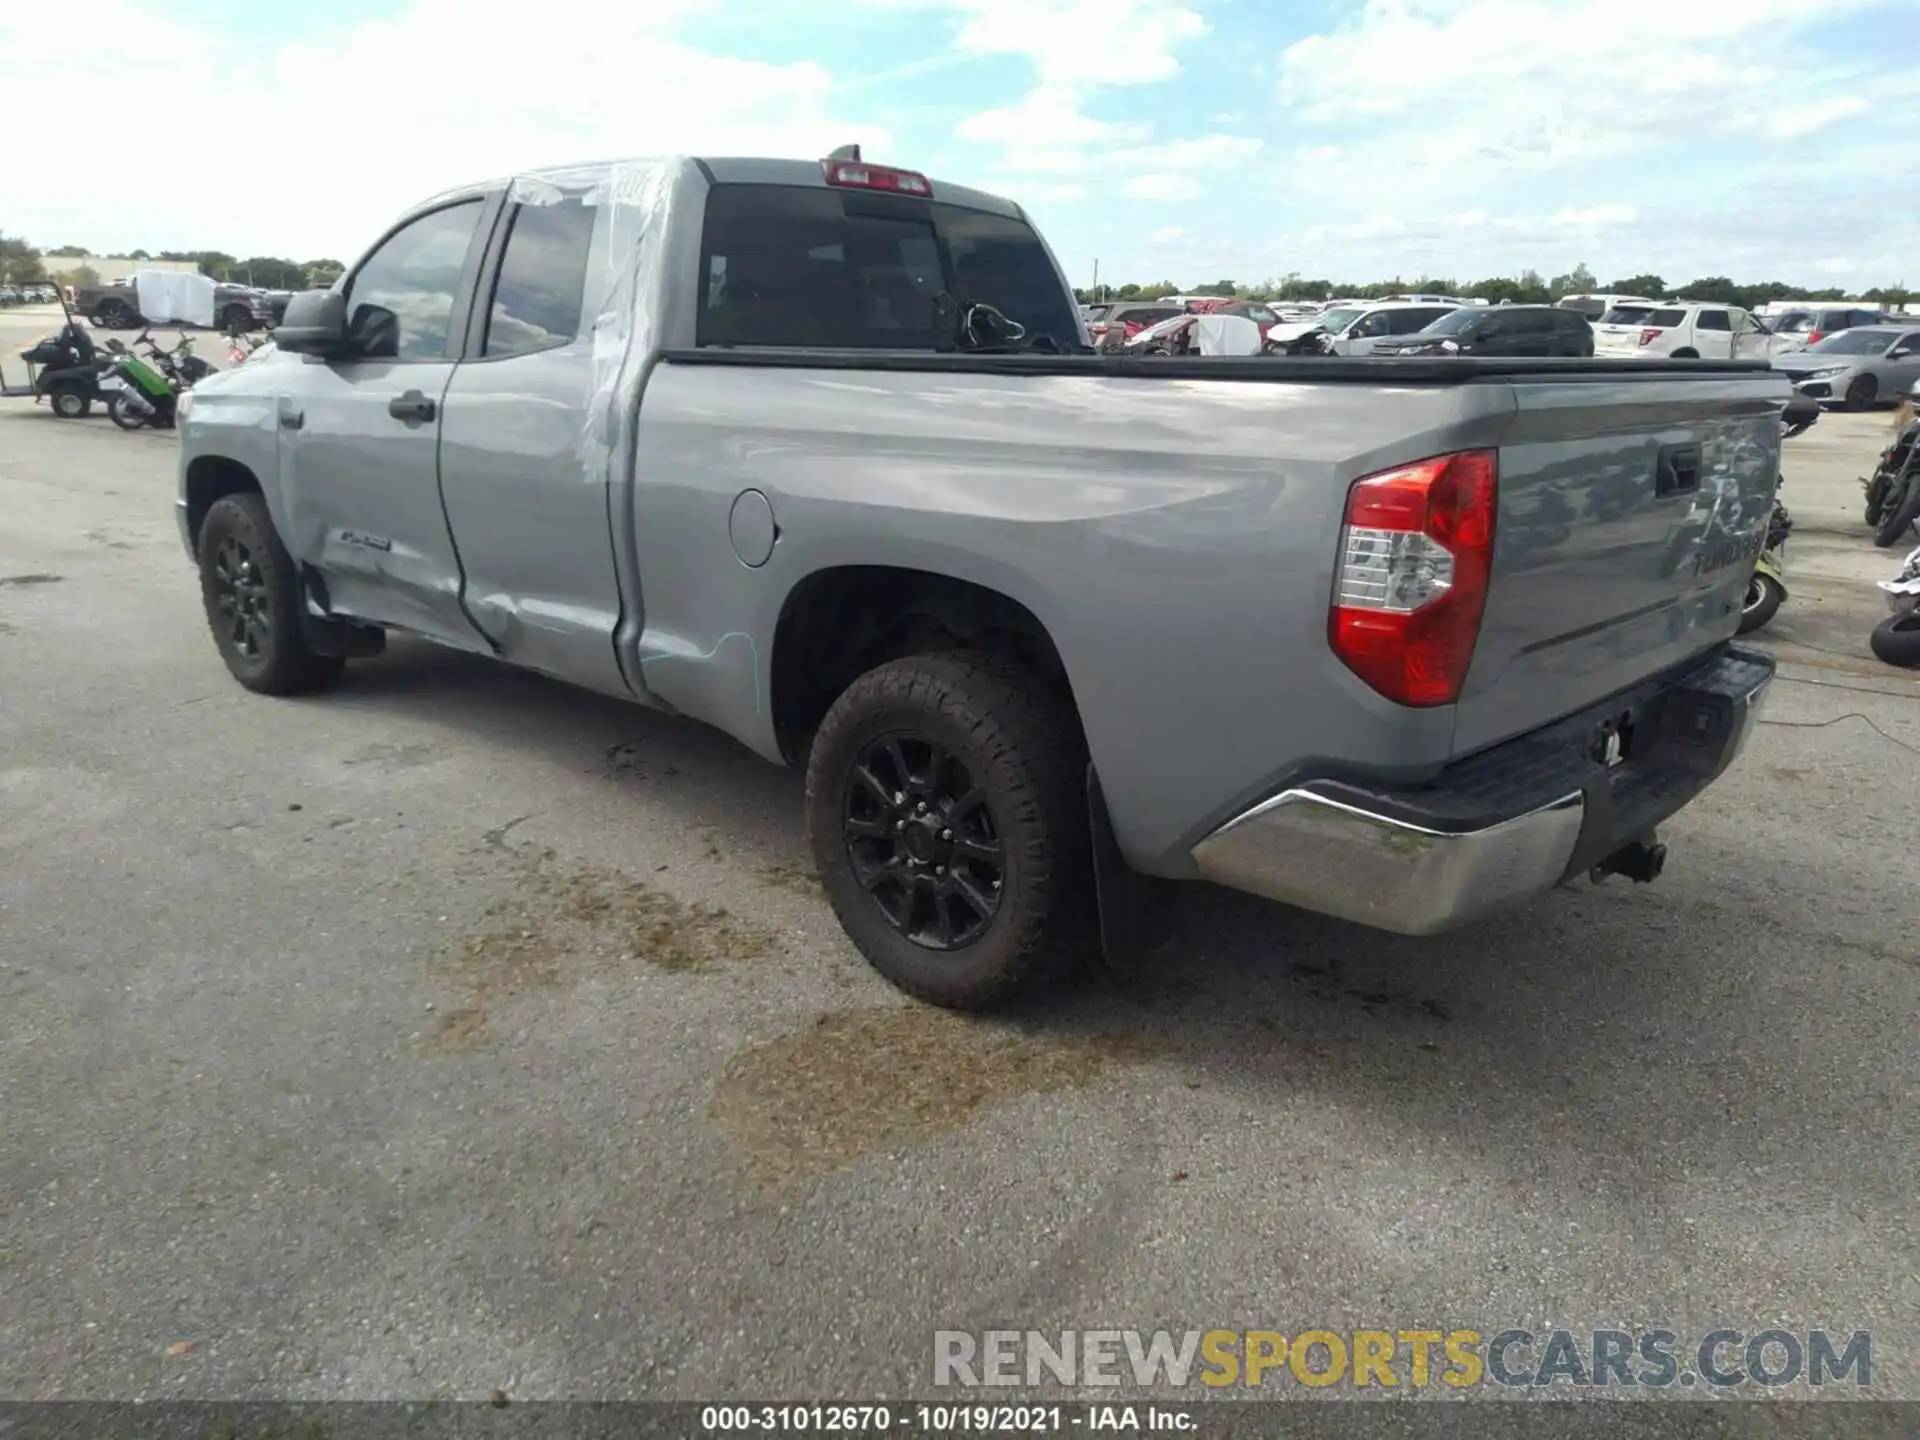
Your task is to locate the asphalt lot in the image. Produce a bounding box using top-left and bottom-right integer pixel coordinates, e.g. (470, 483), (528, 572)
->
(1, 315), (1917, 1407)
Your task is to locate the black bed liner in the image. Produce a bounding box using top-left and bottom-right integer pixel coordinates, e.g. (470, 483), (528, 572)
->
(662, 347), (1777, 385)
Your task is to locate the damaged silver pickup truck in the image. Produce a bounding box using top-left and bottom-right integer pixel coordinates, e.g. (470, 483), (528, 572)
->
(176, 150), (1784, 1009)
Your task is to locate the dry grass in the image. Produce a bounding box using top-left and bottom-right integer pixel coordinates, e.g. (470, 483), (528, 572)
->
(419, 853), (771, 1053)
(708, 1007), (1158, 1187)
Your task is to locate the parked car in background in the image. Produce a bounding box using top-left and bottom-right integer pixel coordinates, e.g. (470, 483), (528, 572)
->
(1764, 305), (1886, 356)
(1556, 292), (1657, 320)
(1268, 300), (1459, 355)
(1084, 301), (1184, 347)
(74, 278), (271, 331)
(1770, 325), (1920, 410)
(1186, 298), (1285, 340)
(1592, 300), (1770, 360)
(1371, 305), (1594, 357)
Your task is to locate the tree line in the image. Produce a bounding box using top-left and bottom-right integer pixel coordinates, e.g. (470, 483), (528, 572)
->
(1078, 264), (1916, 310)
(2, 232), (344, 290)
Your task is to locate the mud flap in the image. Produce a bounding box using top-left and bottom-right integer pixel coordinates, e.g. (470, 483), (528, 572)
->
(1088, 764), (1182, 969)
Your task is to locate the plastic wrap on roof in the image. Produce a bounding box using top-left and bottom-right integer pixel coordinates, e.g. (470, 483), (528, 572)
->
(502, 157), (679, 502)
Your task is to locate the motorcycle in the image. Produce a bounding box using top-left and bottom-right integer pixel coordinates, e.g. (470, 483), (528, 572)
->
(103, 339), (183, 430)
(1870, 542), (1920, 667)
(1739, 496), (1793, 635)
(1865, 388), (1920, 546)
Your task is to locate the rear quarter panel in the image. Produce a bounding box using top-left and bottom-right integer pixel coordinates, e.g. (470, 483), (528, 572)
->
(630, 362), (1515, 871)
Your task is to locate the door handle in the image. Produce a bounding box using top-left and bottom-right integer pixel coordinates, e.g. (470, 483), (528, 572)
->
(1655, 442), (1702, 497)
(279, 408), (304, 430)
(388, 390), (436, 424)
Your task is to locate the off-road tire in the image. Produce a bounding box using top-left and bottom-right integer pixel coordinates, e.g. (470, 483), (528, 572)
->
(805, 650), (1093, 1011)
(1869, 611), (1920, 668)
(196, 492), (345, 695)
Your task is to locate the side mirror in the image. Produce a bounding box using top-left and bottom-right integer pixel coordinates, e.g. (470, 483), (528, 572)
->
(1892, 346), (1917, 359)
(274, 289), (347, 356)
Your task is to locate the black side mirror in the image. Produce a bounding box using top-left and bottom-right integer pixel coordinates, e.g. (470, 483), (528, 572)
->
(274, 289), (348, 356)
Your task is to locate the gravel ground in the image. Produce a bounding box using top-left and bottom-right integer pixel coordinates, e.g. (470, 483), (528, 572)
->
(1, 371), (1915, 1409)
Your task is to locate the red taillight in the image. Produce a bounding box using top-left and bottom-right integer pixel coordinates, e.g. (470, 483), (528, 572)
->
(1639, 327), (1663, 345)
(821, 159), (933, 196)
(1328, 450), (1498, 707)
(1806, 330), (1824, 345)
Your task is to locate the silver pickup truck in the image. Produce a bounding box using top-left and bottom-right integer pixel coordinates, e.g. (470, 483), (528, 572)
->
(176, 151), (1784, 1009)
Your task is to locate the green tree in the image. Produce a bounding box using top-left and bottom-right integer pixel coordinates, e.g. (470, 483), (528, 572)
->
(1606, 273), (1666, 298)
(127, 248), (151, 260)
(302, 259), (345, 288)
(1676, 276), (1741, 305)
(0, 233), (49, 284)
(1549, 262), (1597, 296)
(1191, 279), (1238, 298)
(44, 244), (90, 258)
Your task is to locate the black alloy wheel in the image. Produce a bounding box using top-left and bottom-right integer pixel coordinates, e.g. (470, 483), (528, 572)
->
(210, 535), (271, 662)
(842, 731), (1004, 951)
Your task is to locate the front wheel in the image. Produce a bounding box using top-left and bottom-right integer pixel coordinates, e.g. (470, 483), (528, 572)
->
(1869, 610), (1920, 668)
(805, 651), (1092, 1011)
(1874, 473), (1920, 548)
(1844, 376), (1878, 412)
(1737, 571), (1786, 634)
(196, 492), (345, 695)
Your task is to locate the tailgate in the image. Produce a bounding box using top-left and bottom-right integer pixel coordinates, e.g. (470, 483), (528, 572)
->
(1450, 371), (1786, 756)
(1592, 323), (1645, 356)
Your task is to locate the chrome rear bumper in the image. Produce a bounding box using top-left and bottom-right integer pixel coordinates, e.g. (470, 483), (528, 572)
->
(1191, 649), (1772, 935)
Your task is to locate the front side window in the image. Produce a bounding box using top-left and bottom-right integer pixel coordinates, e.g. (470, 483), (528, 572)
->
(484, 197), (597, 358)
(344, 199), (485, 360)
(697, 184), (1080, 350)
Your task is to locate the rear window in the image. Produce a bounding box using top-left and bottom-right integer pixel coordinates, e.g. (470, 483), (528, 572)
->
(1120, 306), (1183, 325)
(1600, 305), (1656, 325)
(696, 183), (1081, 350)
(1556, 297), (1605, 317)
(1084, 305), (1111, 321)
(1647, 309), (1687, 327)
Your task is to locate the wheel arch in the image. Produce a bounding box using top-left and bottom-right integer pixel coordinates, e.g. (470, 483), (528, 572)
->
(768, 564), (1082, 766)
(183, 454), (266, 552)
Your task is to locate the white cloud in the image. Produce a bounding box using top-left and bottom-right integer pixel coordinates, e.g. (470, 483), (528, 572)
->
(1121, 174), (1201, 202)
(956, 85), (1147, 150)
(948, 0), (1207, 86)
(1150, 226), (1186, 243)
(0, 0), (891, 259)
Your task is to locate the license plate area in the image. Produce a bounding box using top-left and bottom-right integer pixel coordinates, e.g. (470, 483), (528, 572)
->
(1589, 709), (1636, 769)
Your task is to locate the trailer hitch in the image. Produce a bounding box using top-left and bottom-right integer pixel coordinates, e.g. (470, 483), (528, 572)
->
(1589, 835), (1668, 885)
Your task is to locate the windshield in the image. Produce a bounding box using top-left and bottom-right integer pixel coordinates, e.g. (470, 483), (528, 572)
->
(696, 183), (1082, 351)
(1806, 329), (1893, 356)
(1421, 309), (1482, 336)
(1314, 307), (1363, 333)
(1599, 305), (1656, 326)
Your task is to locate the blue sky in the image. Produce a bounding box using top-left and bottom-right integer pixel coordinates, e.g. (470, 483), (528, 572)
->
(6, 0), (1918, 290)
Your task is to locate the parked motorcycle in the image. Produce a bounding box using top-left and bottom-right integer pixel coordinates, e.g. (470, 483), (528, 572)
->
(1865, 389), (1920, 545)
(1870, 542), (1920, 667)
(103, 339), (183, 430)
(1739, 496), (1793, 635)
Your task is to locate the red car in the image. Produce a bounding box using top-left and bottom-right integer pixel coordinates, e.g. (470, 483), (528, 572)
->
(1084, 302), (1184, 347)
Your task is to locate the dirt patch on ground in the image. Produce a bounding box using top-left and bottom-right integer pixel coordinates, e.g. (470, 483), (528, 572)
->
(708, 1007), (1158, 1187)
(420, 850), (772, 1053)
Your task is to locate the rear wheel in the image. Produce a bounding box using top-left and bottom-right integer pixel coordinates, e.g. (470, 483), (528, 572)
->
(1874, 473), (1920, 548)
(96, 299), (135, 328)
(1844, 376), (1878, 412)
(1869, 611), (1920, 668)
(107, 391), (147, 430)
(1670, 348), (1699, 359)
(196, 492), (345, 695)
(1737, 571), (1785, 634)
(46, 382), (89, 418)
(220, 304), (252, 333)
(804, 650), (1092, 1011)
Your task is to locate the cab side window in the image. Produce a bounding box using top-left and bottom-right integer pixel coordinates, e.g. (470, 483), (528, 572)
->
(484, 198), (598, 359)
(343, 200), (485, 361)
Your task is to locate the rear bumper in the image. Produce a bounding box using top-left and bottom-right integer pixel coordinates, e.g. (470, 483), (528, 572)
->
(1191, 645), (1774, 935)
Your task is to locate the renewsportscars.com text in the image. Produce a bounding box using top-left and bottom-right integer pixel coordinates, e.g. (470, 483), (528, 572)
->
(932, 1328), (1873, 1391)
